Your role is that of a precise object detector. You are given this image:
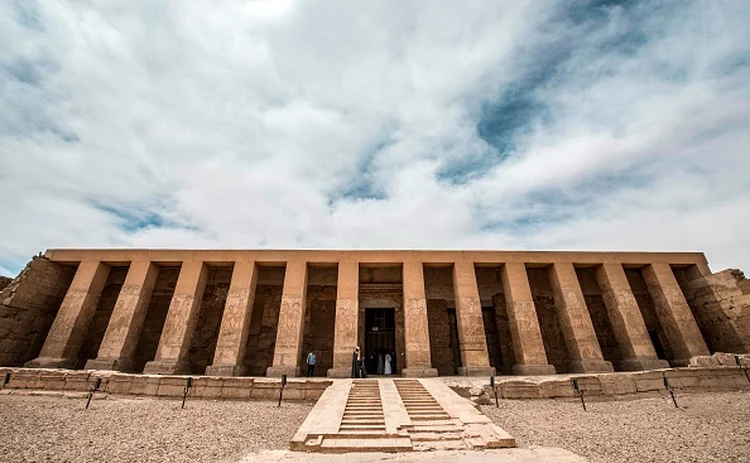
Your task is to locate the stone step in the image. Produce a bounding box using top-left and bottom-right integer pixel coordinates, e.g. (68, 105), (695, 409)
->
(319, 437), (413, 453)
(410, 422), (459, 430)
(410, 415), (452, 421)
(339, 424), (387, 430)
(410, 431), (463, 441)
(413, 440), (468, 451)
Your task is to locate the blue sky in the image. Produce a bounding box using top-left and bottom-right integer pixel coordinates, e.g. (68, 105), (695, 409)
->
(1, 0), (750, 277)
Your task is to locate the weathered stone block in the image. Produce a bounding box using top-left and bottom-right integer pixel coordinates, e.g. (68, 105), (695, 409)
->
(689, 355), (721, 368)
(40, 372), (68, 390)
(63, 371), (92, 391)
(499, 380), (541, 399)
(192, 377), (224, 398)
(129, 375), (161, 396)
(105, 374), (134, 394)
(250, 378), (279, 400)
(599, 374), (637, 395)
(631, 370), (666, 392)
(539, 378), (577, 398)
(157, 376), (189, 397)
(220, 377), (254, 399)
(6, 370), (42, 389)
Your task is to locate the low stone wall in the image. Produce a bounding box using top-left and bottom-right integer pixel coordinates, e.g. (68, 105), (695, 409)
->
(483, 366), (750, 400)
(443, 356), (750, 402)
(0, 368), (331, 401)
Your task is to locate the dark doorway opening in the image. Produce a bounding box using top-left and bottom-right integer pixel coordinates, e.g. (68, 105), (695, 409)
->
(364, 308), (397, 375)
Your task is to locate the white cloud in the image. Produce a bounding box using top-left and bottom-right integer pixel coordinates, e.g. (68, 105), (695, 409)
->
(1, 0), (749, 276)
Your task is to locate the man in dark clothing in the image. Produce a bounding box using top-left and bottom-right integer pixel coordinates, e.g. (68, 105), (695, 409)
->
(351, 347), (361, 378)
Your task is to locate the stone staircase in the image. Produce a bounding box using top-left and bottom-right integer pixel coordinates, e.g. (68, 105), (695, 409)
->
(291, 378), (515, 453)
(394, 379), (466, 450)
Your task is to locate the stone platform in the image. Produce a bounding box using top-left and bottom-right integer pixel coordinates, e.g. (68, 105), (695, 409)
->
(291, 378), (515, 452)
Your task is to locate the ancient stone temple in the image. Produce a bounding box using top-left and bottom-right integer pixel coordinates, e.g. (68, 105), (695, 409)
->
(1, 249), (749, 377)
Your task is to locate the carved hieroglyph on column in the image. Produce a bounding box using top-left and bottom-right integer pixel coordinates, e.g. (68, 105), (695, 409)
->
(267, 260), (308, 377)
(549, 262), (614, 373)
(85, 261), (158, 372)
(143, 261), (208, 374)
(596, 263), (670, 371)
(206, 261), (258, 377)
(453, 261), (495, 376)
(402, 261), (438, 377)
(26, 261), (111, 369)
(327, 261), (359, 378)
(642, 263), (710, 365)
(501, 262), (556, 375)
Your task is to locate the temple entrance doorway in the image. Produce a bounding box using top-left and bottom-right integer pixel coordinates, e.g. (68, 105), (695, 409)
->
(364, 308), (397, 375)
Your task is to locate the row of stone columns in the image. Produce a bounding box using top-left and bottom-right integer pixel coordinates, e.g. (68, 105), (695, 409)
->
(26, 259), (709, 376)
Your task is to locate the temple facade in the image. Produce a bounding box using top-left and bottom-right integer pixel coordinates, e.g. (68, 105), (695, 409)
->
(2, 249), (749, 377)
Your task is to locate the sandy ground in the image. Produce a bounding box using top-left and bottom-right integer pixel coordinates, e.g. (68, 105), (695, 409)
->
(0, 394), (312, 463)
(482, 390), (750, 463)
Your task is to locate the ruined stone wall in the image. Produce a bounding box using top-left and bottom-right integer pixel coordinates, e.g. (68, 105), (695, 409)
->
(187, 266), (233, 374)
(625, 268), (674, 363)
(577, 267), (623, 371)
(0, 257), (76, 367)
(528, 267), (570, 373)
(678, 269), (750, 354)
(243, 267), (285, 376)
(76, 267), (128, 369)
(131, 267), (180, 373)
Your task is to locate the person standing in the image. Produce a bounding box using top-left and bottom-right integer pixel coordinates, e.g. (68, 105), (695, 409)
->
(306, 351), (317, 377)
(384, 352), (392, 375)
(377, 352), (384, 375)
(351, 347), (361, 378)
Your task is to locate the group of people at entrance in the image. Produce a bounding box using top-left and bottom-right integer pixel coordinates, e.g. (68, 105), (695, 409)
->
(351, 346), (394, 378)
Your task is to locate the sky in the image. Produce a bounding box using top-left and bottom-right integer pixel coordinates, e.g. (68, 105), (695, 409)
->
(1, 0), (749, 278)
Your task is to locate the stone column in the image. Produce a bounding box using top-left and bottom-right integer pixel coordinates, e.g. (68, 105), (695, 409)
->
(205, 261), (258, 377)
(401, 261), (438, 377)
(85, 261), (158, 372)
(267, 260), (308, 377)
(549, 263), (614, 373)
(453, 261), (495, 376)
(328, 261), (359, 378)
(26, 261), (111, 369)
(501, 263), (556, 375)
(596, 263), (669, 371)
(143, 261), (208, 374)
(642, 263), (710, 366)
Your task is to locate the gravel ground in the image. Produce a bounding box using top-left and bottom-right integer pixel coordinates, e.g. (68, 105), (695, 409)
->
(482, 391), (750, 463)
(0, 394), (312, 463)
